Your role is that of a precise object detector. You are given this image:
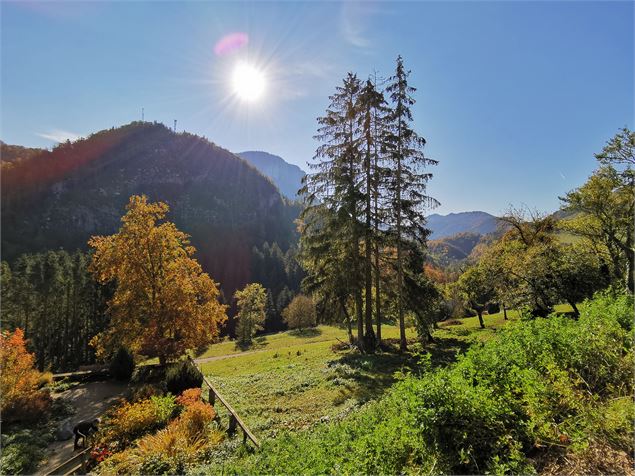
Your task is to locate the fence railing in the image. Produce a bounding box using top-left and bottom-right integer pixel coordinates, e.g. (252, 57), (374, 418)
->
(45, 447), (91, 476)
(188, 356), (260, 448)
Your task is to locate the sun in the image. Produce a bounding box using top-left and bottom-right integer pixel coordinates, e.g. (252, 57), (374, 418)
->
(232, 62), (266, 102)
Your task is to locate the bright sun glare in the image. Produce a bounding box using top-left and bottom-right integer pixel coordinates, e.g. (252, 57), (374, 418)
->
(232, 62), (266, 102)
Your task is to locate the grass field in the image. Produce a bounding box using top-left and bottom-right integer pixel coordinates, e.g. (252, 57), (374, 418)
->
(198, 304), (575, 441)
(198, 325), (418, 438)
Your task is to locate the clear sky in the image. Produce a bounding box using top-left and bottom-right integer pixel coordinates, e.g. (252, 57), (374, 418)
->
(1, 1), (633, 215)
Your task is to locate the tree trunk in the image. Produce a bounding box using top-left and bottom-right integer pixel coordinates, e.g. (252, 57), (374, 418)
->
(341, 301), (354, 344)
(364, 130), (375, 351)
(568, 300), (580, 318)
(477, 310), (485, 329)
(626, 247), (634, 293)
(374, 242), (382, 347)
(395, 90), (407, 352)
(396, 150), (406, 351)
(356, 289), (364, 352)
(371, 75), (382, 349)
(503, 304), (508, 320)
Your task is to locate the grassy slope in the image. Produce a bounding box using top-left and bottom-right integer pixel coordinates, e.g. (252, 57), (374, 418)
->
(198, 325), (418, 437)
(196, 306), (564, 440)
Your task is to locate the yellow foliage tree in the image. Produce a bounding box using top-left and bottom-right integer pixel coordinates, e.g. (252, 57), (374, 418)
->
(89, 195), (227, 364)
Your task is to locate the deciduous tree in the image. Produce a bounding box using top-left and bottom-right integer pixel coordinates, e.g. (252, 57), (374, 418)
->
(457, 265), (495, 328)
(234, 283), (267, 345)
(89, 195), (227, 364)
(282, 294), (317, 330)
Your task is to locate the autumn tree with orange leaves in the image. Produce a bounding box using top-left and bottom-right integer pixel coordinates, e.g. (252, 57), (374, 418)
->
(89, 195), (227, 365)
(0, 328), (51, 421)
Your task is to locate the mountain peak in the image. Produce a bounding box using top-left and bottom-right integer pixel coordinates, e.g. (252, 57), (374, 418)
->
(426, 211), (498, 239)
(237, 151), (305, 200)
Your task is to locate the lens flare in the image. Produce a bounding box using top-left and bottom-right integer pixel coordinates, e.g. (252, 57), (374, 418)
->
(214, 32), (249, 56)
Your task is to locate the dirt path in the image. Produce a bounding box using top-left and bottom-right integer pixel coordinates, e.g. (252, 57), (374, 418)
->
(37, 380), (128, 475)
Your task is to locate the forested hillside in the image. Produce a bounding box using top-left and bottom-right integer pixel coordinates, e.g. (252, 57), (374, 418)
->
(1, 122), (300, 320)
(0, 141), (45, 163)
(428, 232), (483, 266)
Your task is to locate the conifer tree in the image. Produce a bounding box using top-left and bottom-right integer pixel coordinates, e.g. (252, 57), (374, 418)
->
(358, 78), (389, 350)
(384, 56), (439, 350)
(300, 73), (367, 350)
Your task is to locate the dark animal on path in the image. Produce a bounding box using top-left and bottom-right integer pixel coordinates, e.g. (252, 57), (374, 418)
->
(73, 418), (100, 450)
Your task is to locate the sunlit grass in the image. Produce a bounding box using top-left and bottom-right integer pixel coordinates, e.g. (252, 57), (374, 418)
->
(178, 306), (575, 440)
(198, 324), (418, 437)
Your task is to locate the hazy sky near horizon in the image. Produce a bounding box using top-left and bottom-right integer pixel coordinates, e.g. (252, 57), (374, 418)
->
(2, 1), (633, 215)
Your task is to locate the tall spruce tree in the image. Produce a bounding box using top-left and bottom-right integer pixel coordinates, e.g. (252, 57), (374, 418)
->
(359, 78), (389, 350)
(300, 73), (367, 351)
(385, 56), (438, 350)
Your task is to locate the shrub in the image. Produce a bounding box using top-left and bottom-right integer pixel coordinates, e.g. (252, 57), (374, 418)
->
(282, 295), (317, 330)
(578, 287), (633, 331)
(109, 348), (135, 381)
(165, 360), (202, 395)
(0, 329), (51, 422)
(100, 395), (176, 447)
(179, 401), (217, 438)
(176, 388), (202, 407)
(37, 371), (54, 388)
(96, 400), (222, 475)
(0, 429), (50, 475)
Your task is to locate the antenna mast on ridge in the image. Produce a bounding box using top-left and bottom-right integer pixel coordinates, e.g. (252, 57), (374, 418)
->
(174, 119), (177, 132)
(141, 107), (144, 122)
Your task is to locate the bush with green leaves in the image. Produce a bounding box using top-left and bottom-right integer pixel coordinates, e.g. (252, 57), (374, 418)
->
(109, 347), (135, 381)
(164, 360), (203, 396)
(0, 429), (50, 475)
(203, 290), (633, 475)
(99, 394), (177, 448)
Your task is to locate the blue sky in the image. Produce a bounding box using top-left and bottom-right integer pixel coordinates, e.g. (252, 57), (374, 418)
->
(1, 1), (633, 215)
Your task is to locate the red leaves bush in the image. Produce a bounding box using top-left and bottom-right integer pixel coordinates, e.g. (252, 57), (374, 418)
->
(175, 387), (202, 406)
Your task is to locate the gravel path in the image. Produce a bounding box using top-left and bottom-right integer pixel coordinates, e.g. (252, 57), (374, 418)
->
(36, 380), (128, 475)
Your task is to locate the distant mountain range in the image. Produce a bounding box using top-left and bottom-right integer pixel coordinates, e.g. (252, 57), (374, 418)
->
(426, 211), (499, 240)
(237, 151), (305, 200)
(1, 122), (299, 304)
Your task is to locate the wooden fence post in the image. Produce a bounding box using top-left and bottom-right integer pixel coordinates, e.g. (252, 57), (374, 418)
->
(208, 387), (216, 406)
(228, 414), (237, 436)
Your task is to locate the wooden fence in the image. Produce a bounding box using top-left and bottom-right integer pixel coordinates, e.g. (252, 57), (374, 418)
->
(187, 356), (260, 448)
(45, 447), (91, 476)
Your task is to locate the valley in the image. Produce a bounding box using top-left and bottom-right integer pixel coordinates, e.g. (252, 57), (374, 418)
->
(1, 4), (633, 474)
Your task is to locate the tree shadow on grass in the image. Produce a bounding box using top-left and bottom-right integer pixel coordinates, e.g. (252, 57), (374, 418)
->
(288, 327), (322, 338)
(426, 336), (471, 367)
(329, 335), (471, 405)
(329, 350), (418, 404)
(234, 335), (269, 352)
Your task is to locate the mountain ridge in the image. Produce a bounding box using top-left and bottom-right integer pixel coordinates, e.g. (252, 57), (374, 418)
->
(426, 210), (499, 239)
(237, 150), (305, 200)
(1, 122), (299, 311)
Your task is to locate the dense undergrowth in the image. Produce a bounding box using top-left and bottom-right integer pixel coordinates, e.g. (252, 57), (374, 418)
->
(193, 290), (633, 475)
